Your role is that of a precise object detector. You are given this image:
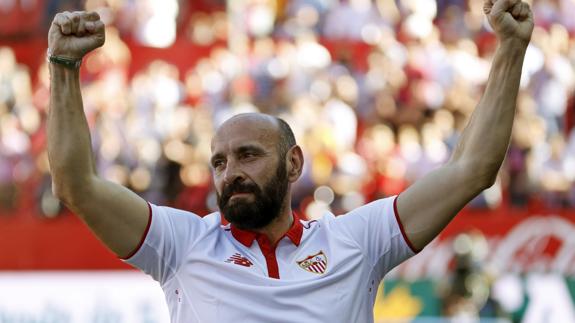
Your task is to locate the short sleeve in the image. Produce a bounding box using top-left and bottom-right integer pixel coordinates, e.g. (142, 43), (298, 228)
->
(122, 203), (210, 284)
(331, 196), (416, 275)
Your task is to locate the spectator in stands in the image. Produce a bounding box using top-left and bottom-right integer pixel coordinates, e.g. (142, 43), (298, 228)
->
(1, 0), (575, 215)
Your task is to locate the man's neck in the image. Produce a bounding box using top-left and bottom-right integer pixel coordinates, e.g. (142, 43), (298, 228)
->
(254, 207), (294, 245)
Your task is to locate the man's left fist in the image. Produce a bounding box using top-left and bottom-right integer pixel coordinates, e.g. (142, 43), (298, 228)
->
(484, 0), (534, 45)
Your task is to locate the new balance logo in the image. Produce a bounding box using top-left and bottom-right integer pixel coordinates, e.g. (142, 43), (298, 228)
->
(225, 253), (253, 267)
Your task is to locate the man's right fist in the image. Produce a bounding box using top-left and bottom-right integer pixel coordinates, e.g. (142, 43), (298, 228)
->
(48, 11), (105, 60)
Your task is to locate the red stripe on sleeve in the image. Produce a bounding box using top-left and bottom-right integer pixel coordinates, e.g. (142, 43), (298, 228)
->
(120, 202), (153, 260)
(393, 195), (421, 253)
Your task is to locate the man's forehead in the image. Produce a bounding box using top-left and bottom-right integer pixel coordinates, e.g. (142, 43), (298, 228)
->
(211, 113), (280, 152)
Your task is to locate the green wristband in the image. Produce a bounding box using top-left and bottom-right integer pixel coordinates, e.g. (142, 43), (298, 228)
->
(46, 49), (82, 69)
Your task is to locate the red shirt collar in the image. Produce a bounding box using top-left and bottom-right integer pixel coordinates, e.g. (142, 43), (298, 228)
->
(230, 213), (303, 247)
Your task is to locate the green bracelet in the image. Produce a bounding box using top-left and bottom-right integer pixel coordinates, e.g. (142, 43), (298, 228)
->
(46, 49), (82, 69)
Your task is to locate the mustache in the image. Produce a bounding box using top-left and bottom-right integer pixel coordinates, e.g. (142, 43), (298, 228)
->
(221, 181), (260, 202)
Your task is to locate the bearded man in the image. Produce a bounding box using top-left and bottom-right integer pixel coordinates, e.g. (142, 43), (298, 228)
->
(47, 0), (534, 321)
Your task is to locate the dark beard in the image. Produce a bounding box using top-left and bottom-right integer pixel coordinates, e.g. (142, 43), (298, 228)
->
(217, 162), (289, 230)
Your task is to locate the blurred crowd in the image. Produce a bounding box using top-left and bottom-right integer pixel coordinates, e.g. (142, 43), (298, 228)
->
(1, 0), (575, 218)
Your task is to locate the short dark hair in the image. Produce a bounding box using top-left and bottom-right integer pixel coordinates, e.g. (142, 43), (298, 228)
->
(275, 117), (296, 159)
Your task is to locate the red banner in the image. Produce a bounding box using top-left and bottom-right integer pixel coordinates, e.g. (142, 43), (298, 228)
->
(392, 210), (575, 279)
(1, 207), (575, 273)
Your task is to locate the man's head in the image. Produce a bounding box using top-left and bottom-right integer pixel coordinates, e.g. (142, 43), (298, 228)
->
(210, 113), (303, 230)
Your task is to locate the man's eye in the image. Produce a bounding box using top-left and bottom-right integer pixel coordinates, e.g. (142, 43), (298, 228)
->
(213, 160), (225, 168)
(241, 152), (256, 159)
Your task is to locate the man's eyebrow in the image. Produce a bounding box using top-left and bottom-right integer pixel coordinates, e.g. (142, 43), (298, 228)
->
(210, 145), (265, 163)
(234, 144), (265, 154)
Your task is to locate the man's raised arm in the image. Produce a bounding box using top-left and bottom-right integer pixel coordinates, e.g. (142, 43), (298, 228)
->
(47, 11), (149, 258)
(395, 0), (534, 251)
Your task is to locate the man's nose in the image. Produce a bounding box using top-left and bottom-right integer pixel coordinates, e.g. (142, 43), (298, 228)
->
(223, 159), (245, 185)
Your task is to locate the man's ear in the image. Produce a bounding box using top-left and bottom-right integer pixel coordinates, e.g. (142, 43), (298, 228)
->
(286, 145), (304, 182)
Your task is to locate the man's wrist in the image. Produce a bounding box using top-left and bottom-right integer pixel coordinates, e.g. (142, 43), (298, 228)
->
(46, 49), (82, 69)
(498, 37), (530, 51)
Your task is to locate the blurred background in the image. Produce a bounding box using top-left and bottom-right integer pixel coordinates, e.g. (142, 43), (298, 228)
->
(0, 0), (574, 322)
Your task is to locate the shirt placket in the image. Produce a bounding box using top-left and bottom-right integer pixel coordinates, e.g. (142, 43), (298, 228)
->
(256, 235), (280, 279)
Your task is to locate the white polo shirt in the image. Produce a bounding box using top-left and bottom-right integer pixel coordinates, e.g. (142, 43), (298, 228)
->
(124, 196), (417, 323)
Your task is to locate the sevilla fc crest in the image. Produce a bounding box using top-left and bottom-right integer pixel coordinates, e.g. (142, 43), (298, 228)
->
(297, 250), (328, 274)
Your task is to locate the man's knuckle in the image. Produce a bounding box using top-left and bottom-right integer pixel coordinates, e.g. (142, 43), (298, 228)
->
(95, 21), (105, 31)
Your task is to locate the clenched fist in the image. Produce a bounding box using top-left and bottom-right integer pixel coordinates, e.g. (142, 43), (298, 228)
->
(484, 0), (534, 45)
(48, 11), (105, 60)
